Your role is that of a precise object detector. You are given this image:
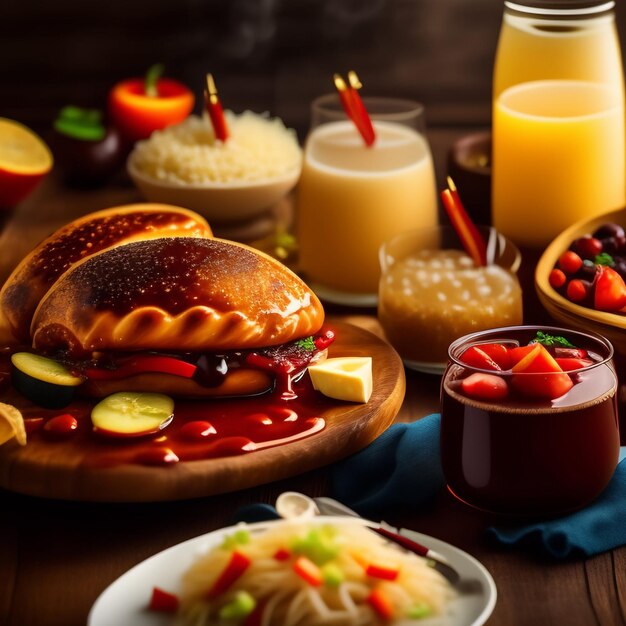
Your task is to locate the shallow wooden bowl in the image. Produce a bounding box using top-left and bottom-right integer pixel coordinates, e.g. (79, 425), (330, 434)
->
(535, 207), (626, 354)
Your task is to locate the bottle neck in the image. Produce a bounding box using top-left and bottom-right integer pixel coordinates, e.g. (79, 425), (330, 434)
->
(504, 1), (615, 17)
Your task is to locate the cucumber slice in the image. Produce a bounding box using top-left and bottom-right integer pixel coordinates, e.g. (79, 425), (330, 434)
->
(11, 352), (83, 409)
(91, 392), (175, 437)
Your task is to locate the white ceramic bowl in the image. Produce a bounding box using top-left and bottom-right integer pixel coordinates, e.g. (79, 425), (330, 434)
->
(127, 152), (301, 223)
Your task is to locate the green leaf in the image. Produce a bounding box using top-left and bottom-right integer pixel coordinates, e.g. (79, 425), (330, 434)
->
(595, 252), (615, 267)
(531, 331), (575, 348)
(295, 336), (316, 352)
(54, 106), (105, 141)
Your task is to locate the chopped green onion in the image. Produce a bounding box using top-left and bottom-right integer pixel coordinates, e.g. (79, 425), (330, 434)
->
(294, 336), (316, 352)
(221, 529), (251, 550)
(407, 602), (431, 619)
(218, 591), (256, 620)
(321, 563), (344, 588)
(290, 527), (339, 565)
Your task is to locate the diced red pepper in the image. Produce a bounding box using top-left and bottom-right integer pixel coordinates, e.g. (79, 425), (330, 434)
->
(459, 346), (501, 371)
(85, 355), (197, 381)
(207, 550), (251, 599)
(365, 563), (400, 581)
(461, 373), (508, 401)
(148, 587), (179, 613)
(367, 588), (394, 621)
(273, 548), (291, 561)
(292, 556), (323, 587)
(594, 266), (626, 312)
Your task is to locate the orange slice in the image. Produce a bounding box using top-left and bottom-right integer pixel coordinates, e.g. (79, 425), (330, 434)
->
(0, 118), (53, 175)
(0, 402), (27, 446)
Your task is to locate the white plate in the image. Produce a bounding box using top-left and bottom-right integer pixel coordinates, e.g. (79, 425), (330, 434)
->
(88, 518), (497, 626)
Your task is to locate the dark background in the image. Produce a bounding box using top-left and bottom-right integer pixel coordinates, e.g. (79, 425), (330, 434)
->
(2, 0), (625, 140)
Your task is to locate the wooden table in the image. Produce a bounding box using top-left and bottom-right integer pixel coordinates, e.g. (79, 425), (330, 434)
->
(0, 132), (625, 626)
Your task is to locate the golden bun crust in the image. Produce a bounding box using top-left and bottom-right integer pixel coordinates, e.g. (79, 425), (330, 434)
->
(81, 369), (273, 399)
(31, 237), (324, 356)
(0, 204), (211, 343)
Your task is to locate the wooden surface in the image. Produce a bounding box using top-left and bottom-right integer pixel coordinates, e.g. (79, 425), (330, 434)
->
(0, 132), (625, 626)
(0, 321), (404, 502)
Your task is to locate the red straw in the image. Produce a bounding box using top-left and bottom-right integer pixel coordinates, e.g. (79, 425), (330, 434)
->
(333, 72), (376, 147)
(204, 73), (229, 142)
(347, 71), (375, 146)
(441, 176), (487, 267)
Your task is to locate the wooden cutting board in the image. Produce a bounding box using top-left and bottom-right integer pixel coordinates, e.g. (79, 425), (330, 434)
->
(0, 321), (405, 502)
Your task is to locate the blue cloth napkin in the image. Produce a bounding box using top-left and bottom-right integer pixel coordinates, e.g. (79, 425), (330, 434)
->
(329, 413), (626, 558)
(487, 448), (626, 558)
(331, 414), (445, 514)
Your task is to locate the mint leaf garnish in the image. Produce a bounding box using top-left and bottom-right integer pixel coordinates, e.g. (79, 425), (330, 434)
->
(531, 331), (575, 348)
(595, 252), (615, 267)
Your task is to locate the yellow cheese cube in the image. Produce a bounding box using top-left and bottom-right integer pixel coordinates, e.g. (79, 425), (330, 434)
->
(307, 357), (373, 403)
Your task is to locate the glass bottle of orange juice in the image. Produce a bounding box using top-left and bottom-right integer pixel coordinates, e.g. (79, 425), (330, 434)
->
(492, 1), (625, 248)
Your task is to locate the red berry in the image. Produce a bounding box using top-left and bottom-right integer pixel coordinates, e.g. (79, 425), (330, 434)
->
(549, 268), (567, 289)
(573, 236), (602, 260)
(566, 279), (588, 302)
(558, 251), (583, 274)
(44, 414), (78, 439)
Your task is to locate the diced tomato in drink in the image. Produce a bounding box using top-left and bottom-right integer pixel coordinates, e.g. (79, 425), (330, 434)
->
(511, 344), (573, 399)
(508, 345), (537, 366)
(478, 343), (512, 369)
(459, 346), (501, 371)
(555, 357), (594, 372)
(461, 373), (509, 401)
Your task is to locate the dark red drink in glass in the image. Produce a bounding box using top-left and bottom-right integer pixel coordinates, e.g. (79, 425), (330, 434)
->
(440, 325), (620, 516)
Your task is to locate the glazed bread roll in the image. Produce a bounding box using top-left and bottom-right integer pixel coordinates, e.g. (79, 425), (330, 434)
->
(0, 204), (212, 344)
(31, 237), (324, 358)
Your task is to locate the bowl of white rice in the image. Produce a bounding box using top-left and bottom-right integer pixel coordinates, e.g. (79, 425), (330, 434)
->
(127, 112), (302, 222)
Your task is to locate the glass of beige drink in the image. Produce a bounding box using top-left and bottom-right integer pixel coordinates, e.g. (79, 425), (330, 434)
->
(297, 96), (438, 306)
(378, 225), (523, 374)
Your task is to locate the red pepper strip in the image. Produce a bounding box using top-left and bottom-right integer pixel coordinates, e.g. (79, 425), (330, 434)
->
(333, 74), (375, 147)
(441, 185), (487, 267)
(367, 588), (394, 620)
(245, 352), (294, 374)
(365, 563), (400, 581)
(206, 550), (251, 599)
(85, 355), (197, 381)
(293, 556), (323, 587)
(205, 73), (229, 142)
(148, 587), (180, 613)
(273, 547), (291, 561)
(314, 329), (335, 351)
(347, 71), (376, 147)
